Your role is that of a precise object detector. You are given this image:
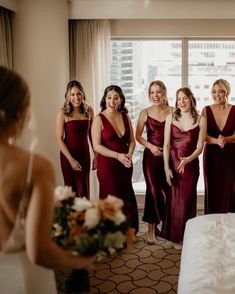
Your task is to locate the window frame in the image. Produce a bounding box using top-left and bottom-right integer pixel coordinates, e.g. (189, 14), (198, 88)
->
(110, 37), (235, 195)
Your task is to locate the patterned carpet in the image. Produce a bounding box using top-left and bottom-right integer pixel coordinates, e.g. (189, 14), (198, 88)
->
(55, 209), (189, 294)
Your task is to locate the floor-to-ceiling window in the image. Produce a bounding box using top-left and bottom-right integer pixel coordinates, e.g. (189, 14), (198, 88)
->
(110, 39), (235, 194)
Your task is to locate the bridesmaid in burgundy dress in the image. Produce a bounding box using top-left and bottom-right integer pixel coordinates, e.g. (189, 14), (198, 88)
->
(202, 79), (235, 214)
(135, 81), (173, 244)
(91, 85), (139, 233)
(162, 87), (206, 250)
(56, 80), (94, 198)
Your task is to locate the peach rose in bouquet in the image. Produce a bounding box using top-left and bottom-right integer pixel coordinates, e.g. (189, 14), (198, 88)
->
(52, 187), (135, 293)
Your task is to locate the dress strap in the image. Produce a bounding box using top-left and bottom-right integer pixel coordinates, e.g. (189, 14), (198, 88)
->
(171, 112), (174, 124)
(26, 152), (34, 185)
(197, 114), (202, 125)
(20, 153), (34, 218)
(15, 153), (34, 221)
(2, 153), (34, 252)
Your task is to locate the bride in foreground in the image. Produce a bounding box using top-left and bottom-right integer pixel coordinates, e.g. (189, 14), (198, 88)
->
(0, 66), (94, 293)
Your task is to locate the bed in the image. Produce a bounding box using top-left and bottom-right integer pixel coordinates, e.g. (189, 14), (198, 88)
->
(178, 213), (235, 294)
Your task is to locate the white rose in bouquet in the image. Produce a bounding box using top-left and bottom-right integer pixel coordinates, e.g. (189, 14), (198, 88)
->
(54, 185), (75, 203)
(84, 207), (101, 229)
(73, 197), (93, 212)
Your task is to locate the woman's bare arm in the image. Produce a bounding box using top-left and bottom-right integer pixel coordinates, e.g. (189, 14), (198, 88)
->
(163, 114), (173, 186)
(25, 154), (94, 270)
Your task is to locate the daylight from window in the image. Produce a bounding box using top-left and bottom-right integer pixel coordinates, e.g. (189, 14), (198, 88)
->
(110, 39), (235, 194)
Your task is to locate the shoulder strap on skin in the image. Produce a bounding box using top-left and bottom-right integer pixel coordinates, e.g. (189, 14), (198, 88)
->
(18, 152), (34, 218)
(171, 112), (174, 124)
(26, 153), (34, 185)
(98, 112), (105, 122)
(2, 153), (34, 252)
(197, 114), (202, 125)
(19, 152), (34, 218)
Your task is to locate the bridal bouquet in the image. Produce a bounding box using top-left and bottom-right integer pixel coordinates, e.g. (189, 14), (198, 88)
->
(52, 186), (135, 293)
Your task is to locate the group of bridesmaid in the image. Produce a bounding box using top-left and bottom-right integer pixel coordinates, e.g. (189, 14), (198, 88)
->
(56, 78), (235, 250)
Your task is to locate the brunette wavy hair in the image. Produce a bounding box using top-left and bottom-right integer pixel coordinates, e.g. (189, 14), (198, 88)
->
(100, 85), (128, 113)
(63, 80), (89, 117)
(173, 87), (198, 124)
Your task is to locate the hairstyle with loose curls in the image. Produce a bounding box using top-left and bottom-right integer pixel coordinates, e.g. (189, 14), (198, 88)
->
(173, 87), (199, 124)
(100, 85), (128, 113)
(63, 80), (89, 117)
(148, 80), (169, 106)
(0, 66), (30, 135)
(212, 79), (231, 97)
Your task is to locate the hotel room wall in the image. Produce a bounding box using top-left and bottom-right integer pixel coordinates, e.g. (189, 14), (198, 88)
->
(11, 0), (69, 186)
(110, 19), (235, 38)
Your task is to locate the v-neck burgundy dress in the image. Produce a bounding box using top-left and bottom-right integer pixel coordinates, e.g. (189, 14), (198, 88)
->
(97, 113), (139, 232)
(142, 115), (168, 226)
(203, 105), (235, 214)
(162, 124), (200, 243)
(60, 119), (91, 198)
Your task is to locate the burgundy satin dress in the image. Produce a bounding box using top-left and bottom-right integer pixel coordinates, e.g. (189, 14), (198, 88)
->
(162, 124), (199, 243)
(142, 115), (168, 225)
(97, 113), (139, 232)
(60, 119), (91, 198)
(203, 105), (235, 214)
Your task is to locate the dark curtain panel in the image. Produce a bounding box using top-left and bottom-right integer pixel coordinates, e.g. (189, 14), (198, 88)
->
(0, 6), (13, 68)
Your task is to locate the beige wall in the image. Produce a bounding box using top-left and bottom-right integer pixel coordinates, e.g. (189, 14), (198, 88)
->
(110, 19), (235, 38)
(12, 0), (69, 185)
(0, 0), (17, 11)
(69, 0), (235, 20)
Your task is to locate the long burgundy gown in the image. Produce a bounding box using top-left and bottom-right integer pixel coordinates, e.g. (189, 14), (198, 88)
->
(142, 115), (168, 226)
(162, 124), (199, 243)
(60, 119), (91, 198)
(97, 113), (139, 232)
(203, 105), (235, 214)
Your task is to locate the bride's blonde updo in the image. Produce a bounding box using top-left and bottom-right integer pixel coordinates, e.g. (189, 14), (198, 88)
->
(0, 66), (30, 135)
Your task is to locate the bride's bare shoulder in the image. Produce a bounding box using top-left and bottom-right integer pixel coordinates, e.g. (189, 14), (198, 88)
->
(32, 153), (55, 178)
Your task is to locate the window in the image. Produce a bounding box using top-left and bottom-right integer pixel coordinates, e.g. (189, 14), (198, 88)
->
(110, 39), (235, 194)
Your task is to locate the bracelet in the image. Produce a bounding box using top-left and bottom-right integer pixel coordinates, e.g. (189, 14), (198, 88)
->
(116, 152), (119, 159)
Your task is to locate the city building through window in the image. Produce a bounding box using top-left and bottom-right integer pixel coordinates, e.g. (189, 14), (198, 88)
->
(110, 39), (235, 194)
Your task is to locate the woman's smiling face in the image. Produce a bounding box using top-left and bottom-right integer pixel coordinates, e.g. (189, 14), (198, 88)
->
(149, 84), (165, 106)
(105, 90), (122, 112)
(69, 86), (84, 108)
(211, 83), (227, 104)
(176, 91), (191, 113)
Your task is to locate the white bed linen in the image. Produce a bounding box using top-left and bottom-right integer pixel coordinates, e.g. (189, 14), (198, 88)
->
(178, 213), (235, 294)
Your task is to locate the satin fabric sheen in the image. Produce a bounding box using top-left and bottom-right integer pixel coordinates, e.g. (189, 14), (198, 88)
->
(203, 105), (235, 213)
(162, 124), (199, 243)
(142, 116), (168, 225)
(97, 113), (139, 232)
(60, 119), (91, 198)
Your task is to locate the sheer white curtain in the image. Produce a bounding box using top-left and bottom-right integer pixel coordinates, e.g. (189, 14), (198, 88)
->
(0, 7), (12, 67)
(69, 20), (111, 201)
